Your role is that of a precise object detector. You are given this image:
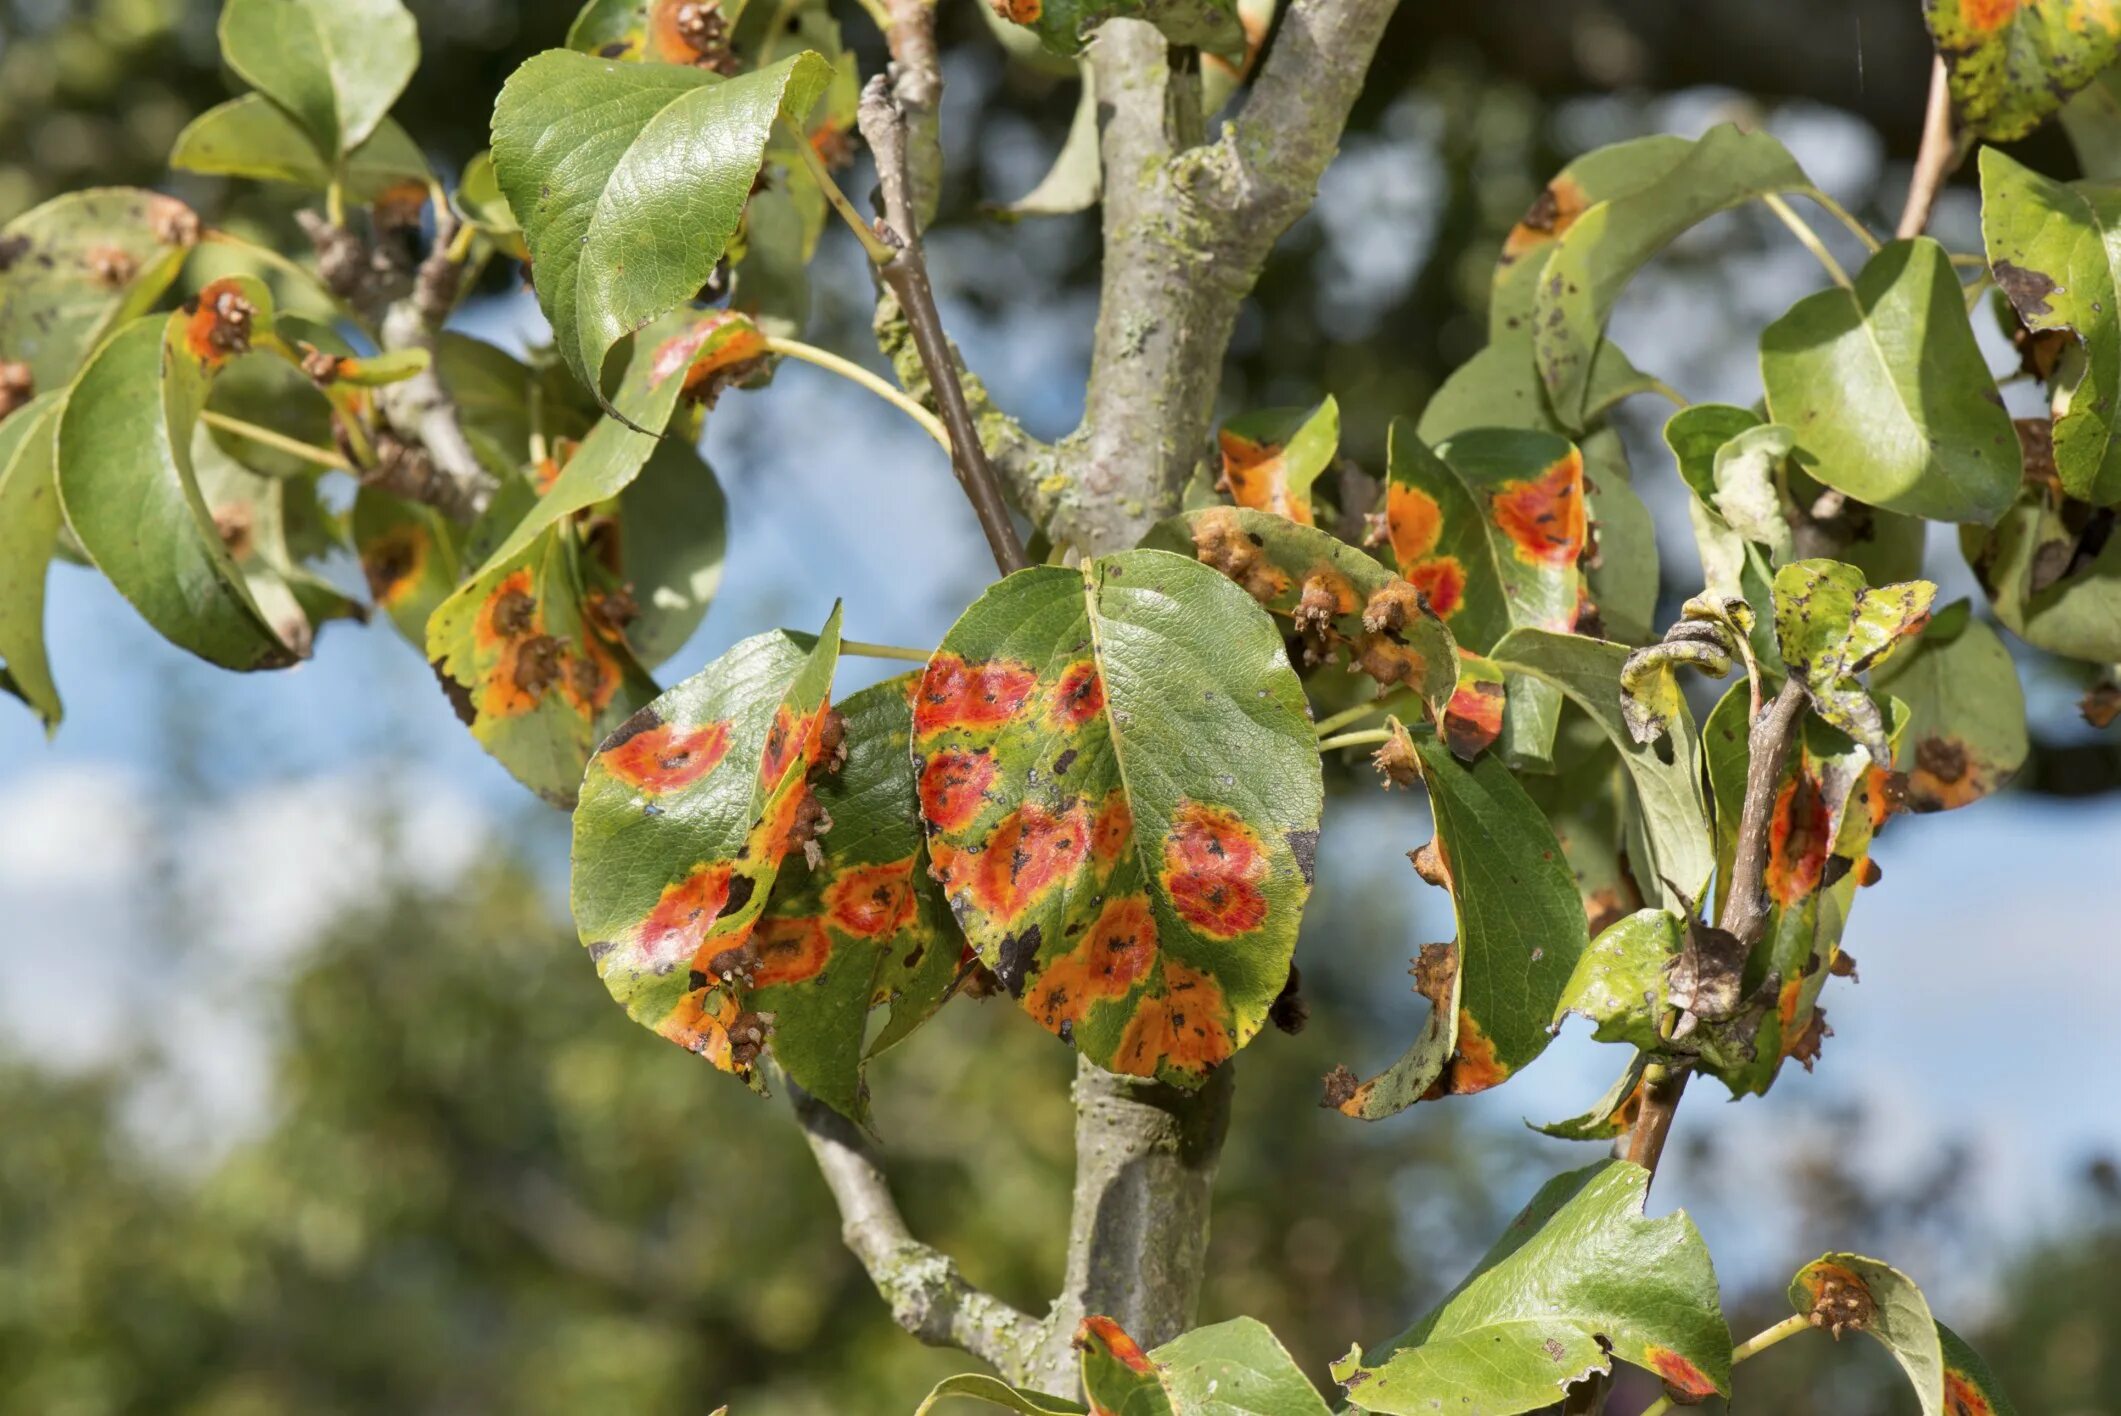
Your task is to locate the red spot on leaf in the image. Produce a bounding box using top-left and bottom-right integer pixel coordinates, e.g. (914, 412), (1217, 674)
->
(919, 748), (997, 832)
(1161, 802), (1269, 938)
(606, 719), (733, 793)
(1765, 768), (1832, 906)
(1945, 1370), (1995, 1416)
(1405, 557), (1466, 619)
(655, 986), (741, 1068)
(1444, 676), (1505, 759)
(753, 915), (831, 987)
(637, 864), (735, 974)
(915, 654), (1038, 737)
(967, 800), (1091, 917)
(759, 704), (818, 786)
(1113, 959), (1234, 1078)
(182, 277), (254, 367)
(1052, 660), (1105, 727)
(1446, 1010), (1510, 1094)
(1961, 0), (2017, 33)
(1075, 1315), (1154, 1374)
(1024, 895), (1157, 1030)
(1501, 174), (1590, 265)
(825, 857), (919, 939)
(1092, 791), (1132, 871)
(1645, 1345), (1716, 1399)
(1489, 448), (1587, 571)
(1387, 481), (1445, 563)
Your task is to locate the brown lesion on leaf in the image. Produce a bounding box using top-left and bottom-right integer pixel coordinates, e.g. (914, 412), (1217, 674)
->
(182, 279), (256, 367)
(1992, 258), (2058, 319)
(210, 503), (254, 560)
(1906, 734), (1991, 812)
(1408, 840), (1451, 890)
(653, 0), (741, 72)
(82, 245), (135, 288)
(2083, 678), (2121, 729)
(1371, 718), (1421, 790)
(361, 524), (428, 607)
(1783, 1005), (1830, 1071)
(1498, 174), (1588, 270)
(0, 360), (34, 422)
(1190, 506), (1290, 603)
(1360, 578), (1423, 636)
(147, 194), (200, 248)
(1801, 1261), (1875, 1338)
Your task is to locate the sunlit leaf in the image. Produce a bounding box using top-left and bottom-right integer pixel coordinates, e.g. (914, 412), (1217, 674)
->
(571, 608), (842, 1071)
(1978, 146), (2121, 505)
(1937, 1321), (2020, 1416)
(1490, 134), (1691, 340)
(1532, 1053), (1649, 1142)
(1772, 558), (1938, 764)
(915, 551), (1322, 1086)
(189, 422), (364, 658)
(491, 48), (830, 400)
(1788, 1254), (1945, 1414)
(1925, 0), (2121, 142)
(1415, 336), (1658, 447)
(1553, 907), (1681, 1053)
(171, 96), (431, 199)
(1327, 729), (1585, 1119)
(1219, 397), (1338, 526)
(994, 69), (1101, 219)
(1761, 238), (2020, 525)
(1870, 599), (2027, 811)
(1075, 1314), (1331, 1416)
(0, 187), (198, 391)
(55, 279), (301, 671)
(0, 393), (67, 730)
(1580, 430), (1659, 645)
(218, 0), (420, 158)
(1335, 1161), (1730, 1413)
(1141, 506), (1459, 721)
(452, 150), (528, 261)
(912, 1372), (1086, 1415)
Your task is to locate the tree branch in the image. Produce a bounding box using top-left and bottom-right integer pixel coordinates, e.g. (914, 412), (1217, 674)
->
(860, 75), (1032, 574)
(882, 0), (944, 228)
(1719, 674), (1811, 952)
(1896, 54), (1958, 240)
(794, 1088), (1044, 1378)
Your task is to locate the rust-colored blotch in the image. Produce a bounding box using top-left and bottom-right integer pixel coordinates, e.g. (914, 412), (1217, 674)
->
(1075, 1315), (1154, 1374)
(182, 276), (253, 367)
(562, 632), (623, 718)
(1944, 1370), (1995, 1416)
(1023, 895), (1158, 1031)
(1765, 769), (1832, 907)
(1489, 449), (1587, 570)
(474, 568), (538, 651)
(753, 915), (832, 988)
(967, 800), (1090, 919)
(360, 525), (427, 607)
(915, 653), (1039, 737)
(682, 326), (768, 399)
(648, 0), (708, 60)
(1092, 791), (1133, 871)
(1446, 1010), (1511, 1095)
(1161, 801), (1270, 939)
(636, 864), (735, 975)
(1959, 0), (2018, 34)
(1051, 660), (1106, 728)
(825, 857), (919, 940)
(1219, 431), (1313, 524)
(1387, 481), (1445, 564)
(988, 0), (1041, 23)
(605, 718), (733, 794)
(1644, 1344), (1716, 1399)
(656, 986), (740, 1070)
(1113, 959), (1234, 1078)
(1501, 174), (1589, 264)
(920, 749), (997, 833)
(1405, 556), (1466, 619)
(747, 774), (814, 870)
(759, 703), (817, 786)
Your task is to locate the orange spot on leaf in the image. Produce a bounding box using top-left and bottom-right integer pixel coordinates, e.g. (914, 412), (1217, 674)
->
(915, 653), (1038, 737)
(1444, 678), (1505, 759)
(753, 915), (831, 988)
(1387, 481), (1445, 563)
(655, 986), (740, 1068)
(759, 704), (818, 787)
(636, 864), (735, 975)
(1075, 1315), (1154, 1374)
(605, 718), (734, 794)
(1645, 1345), (1716, 1399)
(1765, 768), (1832, 907)
(1501, 174), (1589, 264)
(182, 277), (254, 368)
(1961, 0), (2017, 33)
(1051, 660), (1105, 728)
(1404, 557), (1466, 619)
(1219, 430), (1313, 524)
(825, 857), (919, 940)
(1160, 801), (1269, 939)
(1945, 1370), (1995, 1416)
(1112, 959), (1234, 1078)
(919, 748), (997, 832)
(1024, 895), (1157, 1030)
(967, 800), (1091, 918)
(360, 525), (426, 608)
(1489, 447), (1587, 570)
(1446, 1010), (1510, 1094)
(1092, 791), (1133, 871)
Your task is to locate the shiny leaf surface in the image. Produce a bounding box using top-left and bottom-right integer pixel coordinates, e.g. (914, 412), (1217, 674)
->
(170, 96), (430, 198)
(218, 0), (419, 157)
(1788, 1254), (1945, 1414)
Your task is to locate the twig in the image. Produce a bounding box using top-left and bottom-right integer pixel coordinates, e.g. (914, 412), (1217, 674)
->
(764, 336), (951, 451)
(1317, 726), (1394, 752)
(858, 75), (1031, 575)
(841, 638), (934, 663)
(881, 0), (944, 227)
(371, 199), (496, 522)
(1638, 1314), (1813, 1416)
(793, 1087), (1042, 1376)
(1897, 55), (1960, 240)
(1719, 675), (1810, 951)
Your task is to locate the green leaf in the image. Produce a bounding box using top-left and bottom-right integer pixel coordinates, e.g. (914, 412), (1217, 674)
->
(1938, 1322), (2020, 1416)
(1521, 711), (1639, 931)
(189, 421), (363, 657)
(491, 48), (831, 400)
(438, 333), (599, 475)
(1580, 429), (1659, 646)
(353, 486), (464, 648)
(1485, 629), (1716, 912)
(1964, 479), (2121, 661)
(571, 608), (842, 1071)
(994, 0), (1244, 61)
(451, 150), (527, 260)
(915, 550), (1322, 1086)
(1535, 124), (1812, 426)
(913, 1372), (1087, 1416)
(1978, 147), (2121, 505)
(1531, 1053), (1649, 1142)
(1788, 1254), (1945, 1415)
(0, 393), (67, 730)
(55, 280), (300, 671)
(1925, 0), (2121, 142)
(1773, 558), (1938, 764)
(170, 95), (431, 200)
(747, 673), (963, 1123)
(995, 70), (1102, 219)
(2060, 67), (2121, 179)
(591, 435), (728, 669)
(218, 0), (419, 159)
(1870, 599), (2027, 811)
(1218, 396), (1338, 526)
(1074, 1314), (1332, 1416)
(1554, 907), (1681, 1052)
(0, 188), (199, 392)
(1416, 337), (1657, 447)
(1327, 731), (1586, 1119)
(1335, 1161), (1730, 1413)
(1140, 506), (1459, 721)
(1761, 237), (2020, 524)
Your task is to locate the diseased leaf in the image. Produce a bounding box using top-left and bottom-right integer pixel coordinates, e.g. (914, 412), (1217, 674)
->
(1870, 599), (2027, 811)
(571, 608), (842, 1072)
(218, 0), (420, 158)
(189, 423), (363, 658)
(1327, 730), (1585, 1119)
(1937, 1322), (2020, 1416)
(1335, 1161), (1730, 1414)
(1978, 147), (2121, 505)
(1141, 505), (1459, 720)
(1712, 422), (1798, 558)
(1554, 908), (1681, 1053)
(171, 96), (430, 199)
(0, 187), (199, 392)
(1619, 595), (1754, 747)
(1532, 1054), (1649, 1142)
(491, 49), (830, 399)
(1788, 1254), (1945, 1415)
(55, 280), (300, 671)
(354, 485), (463, 648)
(1580, 430), (1659, 645)
(1486, 629), (1716, 911)
(592, 434), (729, 669)
(750, 674), (963, 1123)
(1078, 1315), (1172, 1416)
(1219, 396), (1338, 526)
(1075, 1314), (1331, 1416)
(1761, 238), (2020, 525)
(1925, 0), (2121, 142)
(1963, 478), (2121, 662)
(1773, 558), (1938, 764)
(1535, 124), (1812, 426)
(915, 550), (1322, 1087)
(1521, 712), (1642, 932)
(912, 1372), (1086, 1415)
(438, 332), (599, 475)
(0, 394), (67, 730)
(1490, 135), (1692, 340)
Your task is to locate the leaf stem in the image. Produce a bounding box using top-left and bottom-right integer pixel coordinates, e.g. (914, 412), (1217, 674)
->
(764, 336), (952, 452)
(841, 638), (934, 663)
(1964, 270), (1993, 315)
(1312, 690), (1418, 739)
(1317, 727), (1394, 752)
(1806, 190), (1882, 254)
(784, 117), (898, 266)
(1761, 193), (1853, 290)
(1645, 377), (1688, 409)
(199, 410), (350, 471)
(1898, 54), (1961, 240)
(200, 229), (345, 309)
(326, 176), (348, 229)
(1638, 1314), (1813, 1416)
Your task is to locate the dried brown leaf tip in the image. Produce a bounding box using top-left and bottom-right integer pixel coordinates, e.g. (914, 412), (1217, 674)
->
(82, 245), (136, 288)
(0, 361), (32, 422)
(1319, 1063), (1360, 1110)
(1802, 1262), (1874, 1339)
(1268, 963), (1308, 1035)
(1784, 1006), (1830, 1071)
(1411, 941), (1457, 1009)
(1371, 718), (1421, 790)
(298, 343), (344, 384)
(1361, 577), (1423, 635)
(2083, 679), (2121, 729)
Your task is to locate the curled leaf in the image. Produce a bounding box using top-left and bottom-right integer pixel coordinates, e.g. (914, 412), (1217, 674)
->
(1773, 558), (1938, 765)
